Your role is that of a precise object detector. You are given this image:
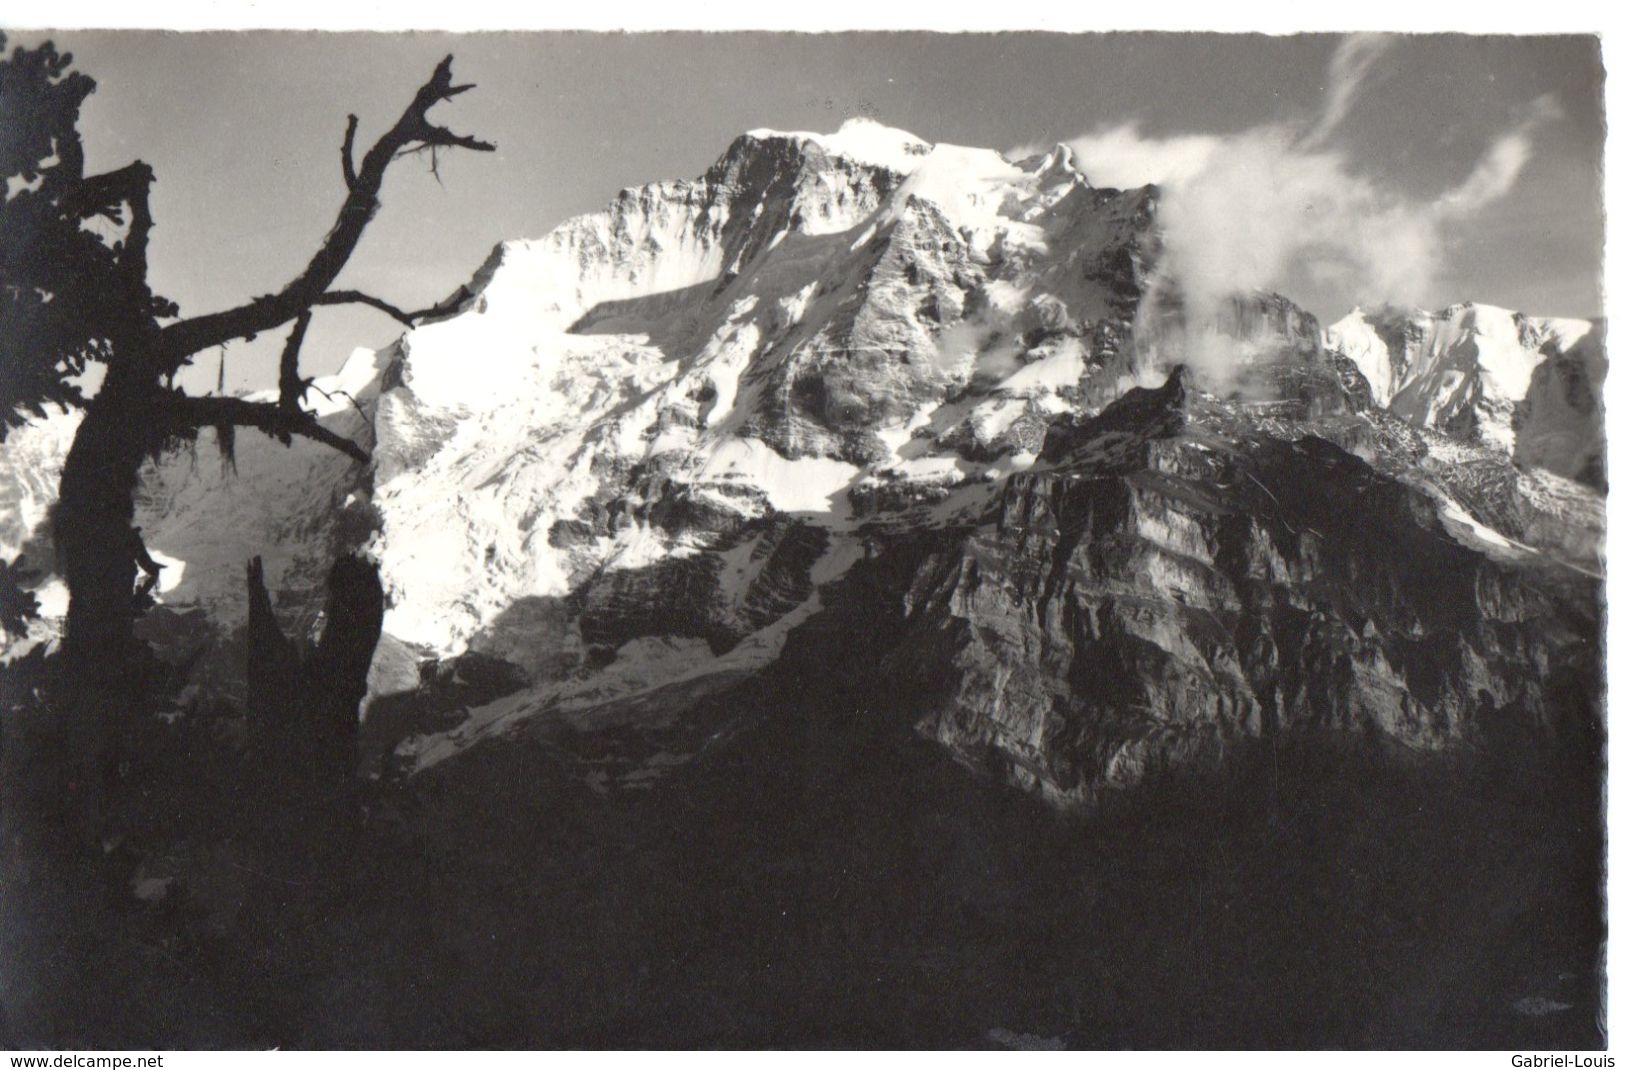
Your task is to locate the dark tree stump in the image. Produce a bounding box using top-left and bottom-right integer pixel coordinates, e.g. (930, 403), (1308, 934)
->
(245, 554), (384, 815)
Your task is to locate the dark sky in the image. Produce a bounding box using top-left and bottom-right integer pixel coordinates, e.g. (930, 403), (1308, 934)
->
(4, 30), (1606, 391)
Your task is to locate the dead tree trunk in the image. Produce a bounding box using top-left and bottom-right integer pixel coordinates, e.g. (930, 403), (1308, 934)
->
(245, 556), (302, 752)
(54, 55), (490, 695)
(56, 372), (160, 680)
(52, 365), (167, 847)
(306, 555), (386, 789)
(43, 54), (486, 850)
(245, 554), (384, 812)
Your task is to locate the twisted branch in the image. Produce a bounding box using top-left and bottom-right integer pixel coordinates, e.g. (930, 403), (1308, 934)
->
(152, 55), (493, 372)
(161, 393), (370, 463)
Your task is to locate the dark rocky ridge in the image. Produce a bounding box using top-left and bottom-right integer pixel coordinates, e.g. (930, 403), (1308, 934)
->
(704, 349), (1599, 810)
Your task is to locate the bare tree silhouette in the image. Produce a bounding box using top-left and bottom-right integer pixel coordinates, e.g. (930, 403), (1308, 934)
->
(1, 36), (491, 835)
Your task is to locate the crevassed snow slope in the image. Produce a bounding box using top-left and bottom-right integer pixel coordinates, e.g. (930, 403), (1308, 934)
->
(1325, 303), (1604, 479)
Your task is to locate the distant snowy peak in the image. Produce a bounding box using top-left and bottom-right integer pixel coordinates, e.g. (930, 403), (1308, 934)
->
(452, 120), (1111, 344)
(308, 119), (1166, 664)
(743, 117), (934, 174)
(459, 122), (919, 335)
(1325, 302), (1605, 486)
(1326, 302), (1594, 411)
(736, 118), (1092, 189)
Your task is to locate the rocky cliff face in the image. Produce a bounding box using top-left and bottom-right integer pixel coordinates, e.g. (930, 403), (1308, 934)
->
(872, 365), (1599, 806)
(0, 120), (1604, 811)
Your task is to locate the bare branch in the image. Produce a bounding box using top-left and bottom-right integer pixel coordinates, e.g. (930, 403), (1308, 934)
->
(153, 54), (494, 371)
(311, 289), (416, 326)
(398, 128), (496, 155)
(417, 285), (473, 323)
(162, 394), (370, 464)
(278, 310), (312, 412)
(341, 115), (359, 190)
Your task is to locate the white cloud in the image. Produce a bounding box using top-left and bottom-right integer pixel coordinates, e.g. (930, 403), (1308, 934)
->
(1050, 34), (1559, 389)
(1302, 33), (1396, 148)
(1061, 124), (1220, 188)
(1436, 93), (1563, 219)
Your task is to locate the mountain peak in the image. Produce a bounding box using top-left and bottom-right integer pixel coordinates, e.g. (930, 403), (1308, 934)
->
(744, 117), (933, 174)
(1325, 300), (1605, 486)
(1017, 141), (1084, 177)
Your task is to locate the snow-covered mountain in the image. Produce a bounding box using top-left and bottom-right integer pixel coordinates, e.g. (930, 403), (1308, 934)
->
(1325, 303), (1605, 488)
(0, 118), (1604, 807)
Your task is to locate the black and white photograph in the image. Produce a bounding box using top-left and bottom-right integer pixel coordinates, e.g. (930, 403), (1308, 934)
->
(0, 8), (1611, 1052)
